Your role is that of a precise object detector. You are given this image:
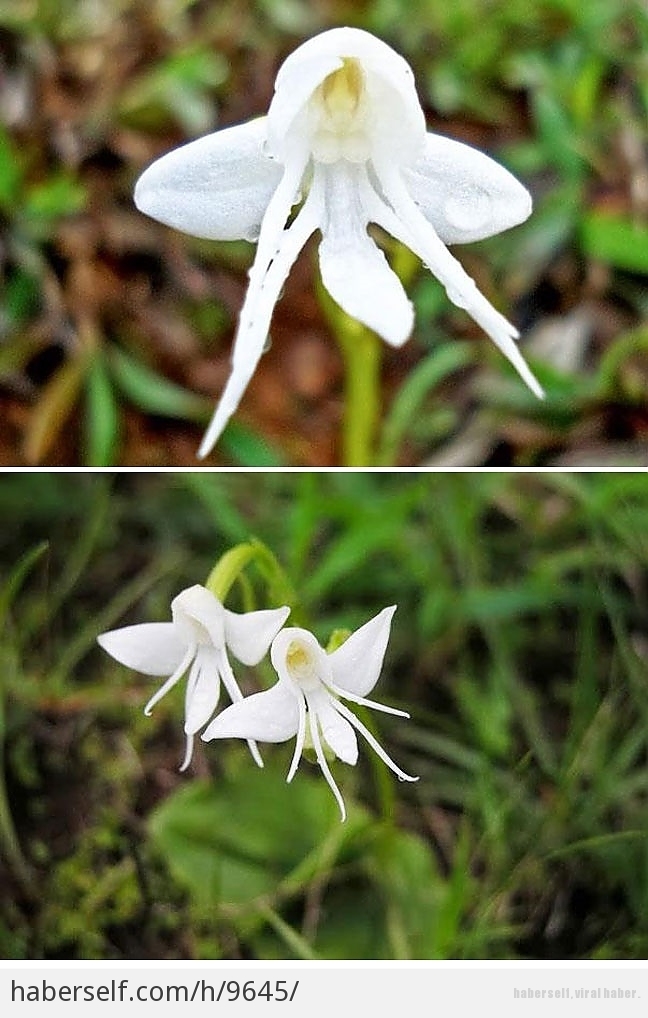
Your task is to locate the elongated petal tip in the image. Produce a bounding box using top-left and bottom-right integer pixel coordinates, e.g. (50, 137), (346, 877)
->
(179, 734), (195, 772)
(197, 402), (231, 459)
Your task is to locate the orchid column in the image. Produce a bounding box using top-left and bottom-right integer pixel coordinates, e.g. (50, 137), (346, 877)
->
(134, 27), (541, 463)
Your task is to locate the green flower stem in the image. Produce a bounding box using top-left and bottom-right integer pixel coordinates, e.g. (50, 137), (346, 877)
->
(205, 543), (257, 602)
(205, 538), (300, 620)
(338, 321), (382, 467)
(257, 903), (320, 961)
(317, 241), (420, 467)
(316, 280), (382, 466)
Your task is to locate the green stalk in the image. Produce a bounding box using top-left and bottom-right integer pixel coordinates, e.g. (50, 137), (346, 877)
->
(316, 240), (420, 466)
(337, 321), (382, 467)
(316, 279), (382, 466)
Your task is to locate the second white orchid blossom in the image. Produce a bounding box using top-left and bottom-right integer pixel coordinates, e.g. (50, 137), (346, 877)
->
(97, 584), (290, 770)
(202, 605), (417, 820)
(135, 26), (541, 458)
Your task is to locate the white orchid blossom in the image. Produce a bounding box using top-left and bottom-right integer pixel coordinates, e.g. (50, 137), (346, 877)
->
(97, 584), (290, 771)
(202, 605), (417, 820)
(135, 27), (541, 458)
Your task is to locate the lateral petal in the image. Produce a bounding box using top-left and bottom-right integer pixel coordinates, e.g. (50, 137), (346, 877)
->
(318, 164), (413, 347)
(197, 169), (322, 457)
(202, 681), (300, 743)
(134, 118), (282, 242)
(223, 605), (291, 666)
(366, 162), (543, 398)
(328, 606), (396, 696)
(97, 623), (185, 676)
(404, 132), (532, 244)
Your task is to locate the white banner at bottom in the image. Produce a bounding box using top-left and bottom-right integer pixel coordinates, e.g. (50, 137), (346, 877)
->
(2, 963), (647, 1016)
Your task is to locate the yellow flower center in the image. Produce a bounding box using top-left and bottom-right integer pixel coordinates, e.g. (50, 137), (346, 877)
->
(311, 58), (370, 164)
(321, 58), (363, 123)
(285, 638), (320, 689)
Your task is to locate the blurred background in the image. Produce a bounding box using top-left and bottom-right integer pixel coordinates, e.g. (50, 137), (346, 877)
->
(1, 469), (648, 959)
(1, 0), (647, 465)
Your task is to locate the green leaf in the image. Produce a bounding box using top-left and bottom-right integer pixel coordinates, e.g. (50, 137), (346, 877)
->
(581, 211), (648, 275)
(108, 346), (211, 422)
(23, 175), (86, 221)
(0, 127), (22, 208)
(84, 355), (120, 466)
(0, 541), (49, 631)
(218, 421), (285, 467)
(379, 343), (473, 464)
(119, 48), (228, 133)
(2, 268), (40, 328)
(596, 327), (648, 398)
(368, 827), (443, 959)
(149, 763), (369, 908)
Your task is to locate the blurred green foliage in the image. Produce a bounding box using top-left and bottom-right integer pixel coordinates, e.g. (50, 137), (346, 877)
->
(1, 0), (647, 464)
(1, 470), (647, 958)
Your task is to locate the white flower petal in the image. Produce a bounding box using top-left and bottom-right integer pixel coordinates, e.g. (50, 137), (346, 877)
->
(184, 649), (220, 734)
(197, 173), (322, 458)
(318, 164), (413, 347)
(143, 644), (195, 716)
(328, 605), (396, 696)
(213, 650), (265, 768)
(267, 53), (344, 157)
(329, 685), (410, 718)
(335, 699), (418, 784)
(309, 691), (358, 765)
(366, 163), (544, 398)
(404, 133), (532, 245)
(271, 27), (425, 166)
(286, 696), (307, 782)
(180, 733), (195, 772)
(270, 626), (332, 686)
(171, 584), (225, 649)
(224, 605), (291, 666)
(202, 680), (300, 743)
(97, 622), (185, 676)
(134, 118), (282, 242)
(307, 703), (346, 821)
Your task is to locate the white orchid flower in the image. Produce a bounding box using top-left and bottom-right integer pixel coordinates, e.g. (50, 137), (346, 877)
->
(97, 584), (290, 771)
(202, 605), (417, 820)
(135, 26), (541, 458)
